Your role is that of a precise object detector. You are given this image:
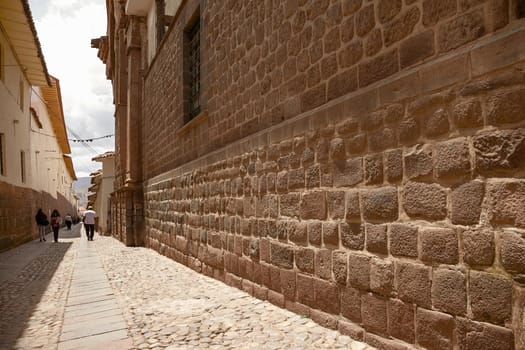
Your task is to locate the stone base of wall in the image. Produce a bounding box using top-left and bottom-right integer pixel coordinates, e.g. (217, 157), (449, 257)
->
(138, 25), (525, 349)
(0, 181), (76, 252)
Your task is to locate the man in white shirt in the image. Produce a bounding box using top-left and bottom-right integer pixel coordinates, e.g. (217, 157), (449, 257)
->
(83, 206), (97, 241)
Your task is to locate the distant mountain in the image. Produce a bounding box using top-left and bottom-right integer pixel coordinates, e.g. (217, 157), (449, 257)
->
(73, 177), (91, 208)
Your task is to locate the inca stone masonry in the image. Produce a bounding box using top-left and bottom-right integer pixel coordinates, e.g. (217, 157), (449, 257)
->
(92, 1), (525, 349)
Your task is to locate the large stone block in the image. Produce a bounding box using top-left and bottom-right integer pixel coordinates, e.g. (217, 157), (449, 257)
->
(473, 129), (525, 175)
(456, 317), (515, 350)
(452, 98), (483, 129)
(322, 221), (339, 247)
(270, 242), (294, 269)
(288, 221), (307, 245)
(365, 223), (388, 254)
(400, 29), (435, 68)
(389, 223), (418, 258)
(403, 181), (448, 221)
(377, 0), (402, 23)
(370, 257), (394, 296)
(329, 137), (346, 160)
(396, 261), (431, 307)
(341, 285), (362, 322)
(434, 138), (471, 179)
(438, 9), (485, 52)
(327, 69), (358, 100)
(300, 191), (327, 220)
(333, 250), (347, 284)
(462, 229), (495, 266)
(361, 187), (399, 222)
(361, 293), (388, 335)
(348, 252), (371, 290)
(420, 228), (458, 264)
(308, 221), (322, 246)
(280, 269), (296, 300)
(280, 193), (301, 218)
(355, 4), (375, 37)
(345, 190), (361, 221)
(404, 144), (433, 179)
(358, 49), (399, 87)
(432, 268), (467, 315)
(295, 246), (315, 273)
(364, 153), (383, 185)
(327, 191), (345, 219)
(385, 148), (403, 183)
(315, 248), (332, 280)
(422, 0), (457, 26)
(398, 117), (420, 144)
(451, 181), (484, 225)
(487, 180), (525, 228)
(501, 230), (525, 273)
(384, 7), (420, 47)
(332, 158), (363, 187)
(340, 222), (365, 250)
(368, 127), (397, 152)
(388, 299), (415, 344)
(313, 278), (340, 314)
(296, 273), (315, 307)
(416, 309), (455, 350)
(470, 270), (512, 325)
(487, 88), (525, 125)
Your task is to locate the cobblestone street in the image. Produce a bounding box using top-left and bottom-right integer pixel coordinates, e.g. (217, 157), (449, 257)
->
(0, 225), (374, 350)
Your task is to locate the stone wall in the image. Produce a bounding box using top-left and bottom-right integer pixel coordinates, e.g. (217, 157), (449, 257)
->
(138, 0), (525, 349)
(0, 181), (76, 251)
(143, 0), (524, 179)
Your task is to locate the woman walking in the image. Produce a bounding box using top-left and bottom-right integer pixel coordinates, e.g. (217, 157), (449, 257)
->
(35, 208), (48, 242)
(50, 209), (61, 243)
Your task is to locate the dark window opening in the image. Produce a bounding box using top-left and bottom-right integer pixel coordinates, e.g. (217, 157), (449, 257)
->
(185, 19), (201, 122)
(156, 0), (166, 47)
(0, 133), (5, 176)
(20, 150), (25, 183)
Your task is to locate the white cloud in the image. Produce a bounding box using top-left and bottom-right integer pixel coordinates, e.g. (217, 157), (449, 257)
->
(28, 0), (114, 178)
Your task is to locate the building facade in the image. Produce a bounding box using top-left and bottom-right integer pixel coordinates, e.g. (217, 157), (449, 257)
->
(88, 151), (115, 235)
(0, 0), (77, 251)
(94, 1), (525, 348)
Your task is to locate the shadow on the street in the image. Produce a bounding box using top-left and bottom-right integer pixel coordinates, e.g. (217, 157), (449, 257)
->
(0, 224), (80, 349)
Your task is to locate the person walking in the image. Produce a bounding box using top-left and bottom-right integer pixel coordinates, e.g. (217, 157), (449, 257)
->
(83, 206), (96, 241)
(50, 209), (61, 243)
(35, 208), (48, 242)
(64, 213), (72, 230)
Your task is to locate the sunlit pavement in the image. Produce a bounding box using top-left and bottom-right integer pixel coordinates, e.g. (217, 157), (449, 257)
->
(0, 225), (374, 350)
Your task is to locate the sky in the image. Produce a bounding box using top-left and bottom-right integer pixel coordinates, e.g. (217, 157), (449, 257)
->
(28, 0), (114, 178)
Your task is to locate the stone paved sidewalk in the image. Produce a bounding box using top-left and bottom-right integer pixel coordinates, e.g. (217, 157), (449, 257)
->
(0, 227), (374, 350)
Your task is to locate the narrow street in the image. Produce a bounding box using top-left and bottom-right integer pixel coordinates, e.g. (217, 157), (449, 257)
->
(0, 225), (373, 350)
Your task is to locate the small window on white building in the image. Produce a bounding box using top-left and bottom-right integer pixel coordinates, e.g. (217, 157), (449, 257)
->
(19, 79), (24, 111)
(20, 150), (26, 183)
(35, 150), (39, 174)
(0, 133), (5, 176)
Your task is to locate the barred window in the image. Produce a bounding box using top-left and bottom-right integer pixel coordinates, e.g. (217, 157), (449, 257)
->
(20, 150), (25, 183)
(185, 18), (200, 122)
(0, 133), (5, 176)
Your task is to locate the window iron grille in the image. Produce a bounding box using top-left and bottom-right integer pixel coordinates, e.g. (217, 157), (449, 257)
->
(187, 20), (201, 121)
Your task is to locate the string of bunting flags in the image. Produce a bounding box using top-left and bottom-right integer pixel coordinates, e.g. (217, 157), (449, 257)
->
(69, 134), (114, 143)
